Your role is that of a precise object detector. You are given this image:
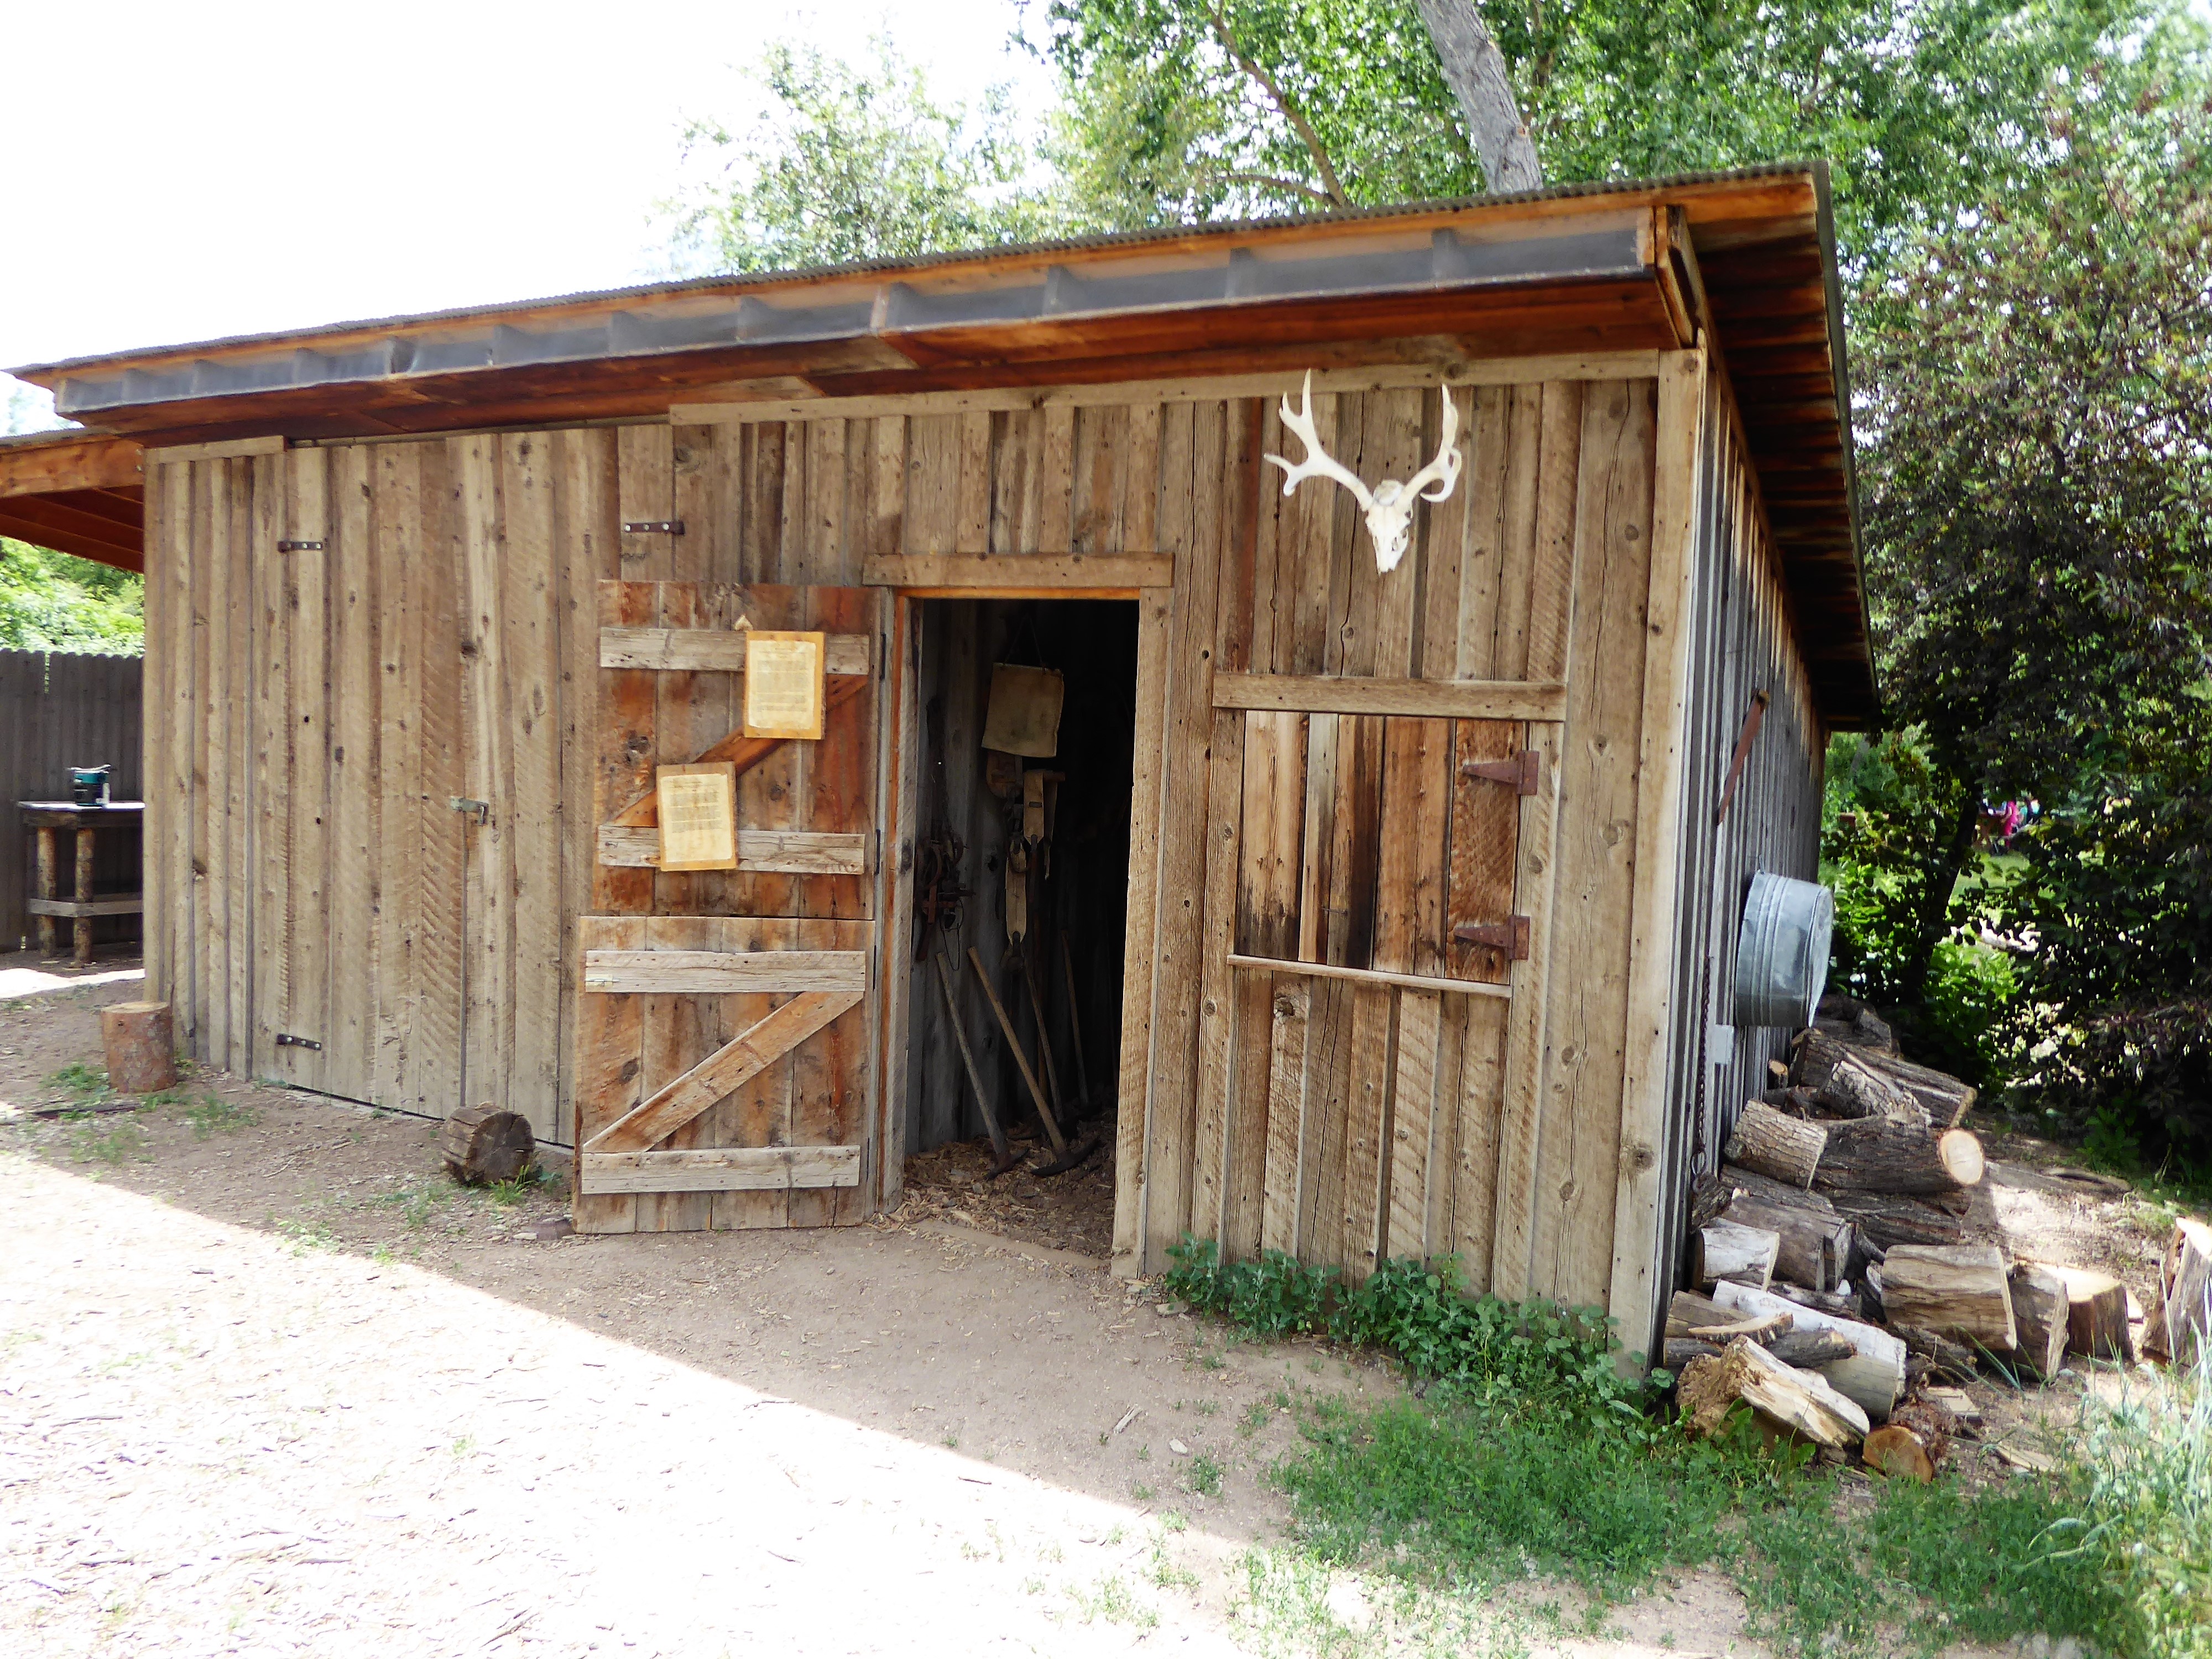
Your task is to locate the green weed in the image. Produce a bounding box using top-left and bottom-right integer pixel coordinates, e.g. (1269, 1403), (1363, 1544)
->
(486, 1165), (550, 1208)
(45, 1061), (112, 1104)
(69, 1120), (145, 1165)
(1241, 1399), (1271, 1436)
(1068, 1574), (1157, 1629)
(275, 1217), (337, 1254)
(1188, 1453), (1224, 1497)
(181, 1094), (256, 1138)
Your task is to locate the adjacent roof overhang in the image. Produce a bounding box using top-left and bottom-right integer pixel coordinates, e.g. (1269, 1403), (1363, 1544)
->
(7, 165), (1873, 722)
(0, 431), (144, 572)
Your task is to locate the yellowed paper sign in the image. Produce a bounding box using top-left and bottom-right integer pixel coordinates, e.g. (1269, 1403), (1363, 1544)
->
(743, 631), (826, 740)
(656, 763), (738, 871)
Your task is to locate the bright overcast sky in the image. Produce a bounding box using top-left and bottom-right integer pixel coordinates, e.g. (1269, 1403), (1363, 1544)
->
(0, 0), (1053, 429)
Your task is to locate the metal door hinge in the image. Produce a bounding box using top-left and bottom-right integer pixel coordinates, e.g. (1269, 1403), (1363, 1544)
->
(1460, 751), (1540, 795)
(1452, 916), (1531, 959)
(277, 539), (325, 553)
(448, 796), (491, 824)
(622, 520), (685, 536)
(275, 1032), (322, 1051)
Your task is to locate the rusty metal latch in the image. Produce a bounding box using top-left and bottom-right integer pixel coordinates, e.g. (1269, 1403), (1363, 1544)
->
(622, 520), (685, 535)
(1460, 751), (1540, 795)
(276, 539), (324, 553)
(1453, 916), (1532, 959)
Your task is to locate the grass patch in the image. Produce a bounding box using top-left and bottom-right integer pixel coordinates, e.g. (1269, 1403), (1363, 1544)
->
(180, 1094), (257, 1138)
(1168, 1233), (2206, 1656)
(69, 1120), (146, 1165)
(1188, 1453), (1224, 1497)
(275, 1217), (338, 1254)
(45, 1061), (113, 1105)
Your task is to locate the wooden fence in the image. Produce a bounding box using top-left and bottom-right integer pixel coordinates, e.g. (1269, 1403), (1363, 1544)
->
(0, 650), (143, 950)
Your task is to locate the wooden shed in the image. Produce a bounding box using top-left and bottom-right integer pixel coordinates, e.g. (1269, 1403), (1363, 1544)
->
(7, 164), (1874, 1358)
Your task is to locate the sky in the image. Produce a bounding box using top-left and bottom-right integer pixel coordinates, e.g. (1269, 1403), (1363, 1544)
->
(0, 0), (1055, 429)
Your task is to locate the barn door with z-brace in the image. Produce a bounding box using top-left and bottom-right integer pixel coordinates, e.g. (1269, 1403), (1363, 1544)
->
(573, 581), (883, 1233)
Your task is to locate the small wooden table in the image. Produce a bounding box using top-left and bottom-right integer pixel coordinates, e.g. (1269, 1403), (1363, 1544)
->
(20, 802), (144, 964)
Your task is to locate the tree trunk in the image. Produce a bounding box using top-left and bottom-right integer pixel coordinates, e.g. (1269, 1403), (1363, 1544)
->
(1813, 1118), (1984, 1196)
(1412, 0), (1543, 191)
(100, 1001), (176, 1095)
(1719, 1193), (1855, 1291)
(1902, 789), (1983, 1004)
(1711, 1281), (1906, 1422)
(1879, 1245), (2017, 1352)
(2157, 1219), (2212, 1368)
(1693, 1221), (1780, 1291)
(441, 1102), (536, 1186)
(2008, 1262), (2070, 1379)
(1725, 1102), (1828, 1188)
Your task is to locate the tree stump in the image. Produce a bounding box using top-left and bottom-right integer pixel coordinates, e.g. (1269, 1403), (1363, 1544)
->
(1724, 1101), (1828, 1188)
(100, 1001), (176, 1094)
(441, 1103), (535, 1185)
(2055, 1266), (2135, 1363)
(2157, 1219), (2212, 1368)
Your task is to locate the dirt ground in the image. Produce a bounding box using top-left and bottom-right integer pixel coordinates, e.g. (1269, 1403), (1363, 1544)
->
(0, 966), (2172, 1657)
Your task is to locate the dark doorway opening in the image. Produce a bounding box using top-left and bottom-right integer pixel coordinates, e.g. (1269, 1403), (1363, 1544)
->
(900, 598), (1138, 1254)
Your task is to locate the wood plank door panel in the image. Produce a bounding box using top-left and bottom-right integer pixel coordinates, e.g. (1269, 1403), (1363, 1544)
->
(575, 581), (883, 1233)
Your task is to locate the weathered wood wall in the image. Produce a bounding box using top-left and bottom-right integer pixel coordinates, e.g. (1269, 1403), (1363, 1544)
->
(142, 350), (1820, 1324)
(1647, 361), (1827, 1342)
(0, 649), (142, 949)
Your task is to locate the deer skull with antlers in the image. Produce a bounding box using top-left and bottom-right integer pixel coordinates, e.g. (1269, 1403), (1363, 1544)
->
(1264, 371), (1462, 573)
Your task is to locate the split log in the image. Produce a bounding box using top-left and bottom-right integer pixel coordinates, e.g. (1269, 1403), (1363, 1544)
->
(1679, 1338), (1869, 1450)
(1712, 1280), (1906, 1422)
(1795, 1027), (1975, 1125)
(1812, 1117), (1983, 1197)
(1725, 1101), (1828, 1189)
(1719, 1193), (1855, 1292)
(1718, 1163), (1839, 1213)
(2053, 1266), (2135, 1363)
(441, 1102), (536, 1186)
(1765, 1281), (1862, 1319)
(2008, 1264), (2071, 1380)
(1766, 1327), (1859, 1369)
(1863, 1424), (1935, 1481)
(1688, 1171), (1735, 1232)
(1827, 1188), (1972, 1253)
(1880, 1245), (2017, 1353)
(1666, 1290), (1792, 1345)
(2157, 1219), (2212, 1368)
(1693, 1221), (1780, 1291)
(100, 1001), (177, 1095)
(1792, 1029), (1925, 1123)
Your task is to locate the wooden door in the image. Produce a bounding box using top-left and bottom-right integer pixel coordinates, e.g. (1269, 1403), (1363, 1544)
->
(573, 581), (882, 1233)
(1193, 690), (1556, 1281)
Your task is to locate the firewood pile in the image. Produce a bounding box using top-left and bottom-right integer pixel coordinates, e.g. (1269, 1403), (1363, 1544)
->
(1672, 994), (2212, 1479)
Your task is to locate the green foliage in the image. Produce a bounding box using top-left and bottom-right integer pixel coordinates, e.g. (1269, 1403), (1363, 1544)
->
(2068, 1364), (2212, 1657)
(664, 39), (1070, 274)
(44, 1061), (114, 1105)
(1162, 1236), (1655, 1420)
(0, 539), (143, 654)
(180, 1094), (256, 1139)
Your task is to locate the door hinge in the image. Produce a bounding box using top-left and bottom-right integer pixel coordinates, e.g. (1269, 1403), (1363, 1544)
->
(275, 1032), (322, 1051)
(1460, 751), (1540, 795)
(622, 520), (685, 536)
(276, 539), (325, 553)
(1452, 916), (1532, 959)
(448, 796), (491, 824)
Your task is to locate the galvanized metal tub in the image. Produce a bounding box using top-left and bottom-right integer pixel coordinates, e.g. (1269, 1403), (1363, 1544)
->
(1733, 872), (1834, 1029)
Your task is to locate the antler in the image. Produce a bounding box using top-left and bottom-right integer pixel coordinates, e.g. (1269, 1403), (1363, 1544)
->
(1263, 371), (1465, 573)
(1264, 372), (1372, 509)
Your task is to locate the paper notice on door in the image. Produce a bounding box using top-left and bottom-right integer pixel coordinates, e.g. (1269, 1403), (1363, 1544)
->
(742, 630), (827, 740)
(656, 763), (738, 871)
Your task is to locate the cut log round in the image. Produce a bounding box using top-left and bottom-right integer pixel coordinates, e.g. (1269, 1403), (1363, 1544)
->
(1863, 1424), (1935, 1482)
(2053, 1266), (2136, 1363)
(1711, 1280), (1906, 1422)
(1812, 1119), (1983, 1196)
(1880, 1245), (2017, 1353)
(1720, 1194), (1855, 1292)
(1794, 1027), (1974, 1125)
(1725, 1102), (1828, 1189)
(2158, 1219), (2212, 1368)
(2008, 1264), (2070, 1380)
(100, 1001), (177, 1095)
(1693, 1220), (1780, 1291)
(441, 1103), (536, 1186)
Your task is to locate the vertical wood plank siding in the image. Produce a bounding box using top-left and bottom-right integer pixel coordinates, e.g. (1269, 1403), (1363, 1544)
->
(1645, 362), (1826, 1353)
(140, 357), (1823, 1311)
(0, 649), (144, 948)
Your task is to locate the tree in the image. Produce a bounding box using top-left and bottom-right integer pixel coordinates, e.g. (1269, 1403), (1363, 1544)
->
(663, 39), (1068, 274)
(0, 539), (144, 654)
(1850, 72), (2212, 1004)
